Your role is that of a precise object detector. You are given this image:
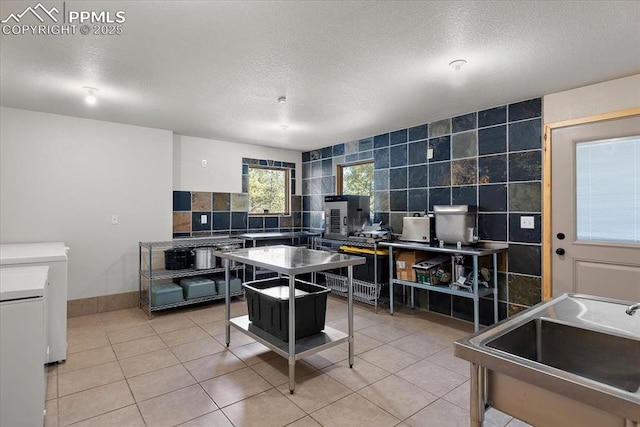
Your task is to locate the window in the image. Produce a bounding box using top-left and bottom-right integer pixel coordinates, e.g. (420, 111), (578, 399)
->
(248, 166), (290, 215)
(576, 135), (640, 243)
(338, 161), (374, 217)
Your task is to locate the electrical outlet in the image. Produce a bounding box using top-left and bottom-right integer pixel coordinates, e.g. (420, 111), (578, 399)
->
(201, 214), (207, 224)
(111, 214), (119, 225)
(520, 216), (535, 229)
(427, 148), (434, 159)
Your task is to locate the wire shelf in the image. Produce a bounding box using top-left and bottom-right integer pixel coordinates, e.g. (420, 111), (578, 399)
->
(140, 290), (244, 314)
(140, 236), (244, 249)
(315, 238), (379, 249)
(140, 265), (243, 280)
(320, 272), (380, 303)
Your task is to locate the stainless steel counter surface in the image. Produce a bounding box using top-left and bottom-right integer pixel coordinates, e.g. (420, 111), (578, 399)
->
(380, 240), (508, 256)
(215, 244), (365, 275)
(237, 231), (320, 241)
(455, 293), (640, 425)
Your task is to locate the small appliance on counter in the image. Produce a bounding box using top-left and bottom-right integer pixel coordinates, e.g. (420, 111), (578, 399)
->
(349, 222), (391, 243)
(324, 195), (370, 239)
(434, 205), (478, 246)
(400, 215), (435, 242)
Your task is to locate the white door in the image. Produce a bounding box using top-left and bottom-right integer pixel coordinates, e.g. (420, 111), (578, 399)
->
(551, 115), (640, 301)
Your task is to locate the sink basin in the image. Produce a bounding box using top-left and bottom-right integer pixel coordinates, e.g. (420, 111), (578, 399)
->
(486, 318), (640, 393)
(454, 293), (640, 426)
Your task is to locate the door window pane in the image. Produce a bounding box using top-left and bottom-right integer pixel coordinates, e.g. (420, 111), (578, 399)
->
(576, 136), (640, 243)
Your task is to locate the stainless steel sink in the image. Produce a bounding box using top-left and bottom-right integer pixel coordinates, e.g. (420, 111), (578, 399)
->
(486, 318), (640, 393)
(455, 293), (640, 427)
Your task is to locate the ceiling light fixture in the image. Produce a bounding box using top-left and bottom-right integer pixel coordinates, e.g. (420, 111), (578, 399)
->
(448, 59), (467, 71)
(83, 87), (98, 105)
(277, 96), (286, 104)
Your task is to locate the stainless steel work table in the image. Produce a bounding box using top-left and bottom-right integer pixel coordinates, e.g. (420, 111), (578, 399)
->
(237, 231), (320, 247)
(215, 245), (365, 393)
(237, 232), (321, 280)
(380, 241), (508, 331)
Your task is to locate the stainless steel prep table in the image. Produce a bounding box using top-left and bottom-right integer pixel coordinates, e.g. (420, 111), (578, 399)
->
(237, 231), (320, 247)
(380, 241), (508, 331)
(215, 245), (365, 393)
(237, 232), (320, 280)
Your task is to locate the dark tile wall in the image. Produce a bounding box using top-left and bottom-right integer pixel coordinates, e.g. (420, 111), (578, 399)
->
(302, 98), (543, 322)
(172, 157), (302, 237)
(172, 191), (303, 237)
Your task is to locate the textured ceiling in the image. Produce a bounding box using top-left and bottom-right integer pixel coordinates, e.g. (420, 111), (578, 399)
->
(1, 1), (639, 151)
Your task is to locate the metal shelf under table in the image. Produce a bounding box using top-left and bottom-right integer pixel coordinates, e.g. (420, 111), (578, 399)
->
(216, 245), (365, 393)
(230, 316), (348, 360)
(380, 241), (508, 332)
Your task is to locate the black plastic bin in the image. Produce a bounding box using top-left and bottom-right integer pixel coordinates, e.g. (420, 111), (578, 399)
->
(243, 277), (330, 342)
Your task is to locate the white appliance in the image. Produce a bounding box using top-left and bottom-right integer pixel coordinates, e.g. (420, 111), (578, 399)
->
(0, 242), (68, 363)
(0, 266), (49, 427)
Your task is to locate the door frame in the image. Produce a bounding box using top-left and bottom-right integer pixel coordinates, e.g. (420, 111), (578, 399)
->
(542, 107), (640, 300)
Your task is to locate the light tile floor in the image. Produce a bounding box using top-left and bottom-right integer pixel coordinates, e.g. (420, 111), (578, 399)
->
(45, 296), (532, 427)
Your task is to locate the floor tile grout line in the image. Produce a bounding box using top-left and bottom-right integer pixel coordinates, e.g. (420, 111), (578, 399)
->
(59, 301), (488, 427)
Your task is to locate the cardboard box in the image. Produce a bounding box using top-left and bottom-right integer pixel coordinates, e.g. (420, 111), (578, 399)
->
(413, 256), (451, 285)
(395, 250), (429, 282)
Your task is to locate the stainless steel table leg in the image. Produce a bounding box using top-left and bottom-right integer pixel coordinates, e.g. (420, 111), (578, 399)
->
(473, 255), (479, 332)
(288, 358), (295, 394)
(225, 259), (230, 347)
(288, 274), (296, 393)
(347, 265), (354, 368)
(389, 250), (395, 315)
(471, 363), (486, 427)
(411, 286), (415, 308)
(493, 254), (498, 324)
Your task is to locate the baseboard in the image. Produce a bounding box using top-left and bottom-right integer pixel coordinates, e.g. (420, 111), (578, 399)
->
(67, 291), (139, 317)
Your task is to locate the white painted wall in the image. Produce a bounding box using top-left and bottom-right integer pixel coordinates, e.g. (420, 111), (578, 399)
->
(0, 107), (173, 299)
(543, 74), (640, 122)
(173, 134), (302, 194)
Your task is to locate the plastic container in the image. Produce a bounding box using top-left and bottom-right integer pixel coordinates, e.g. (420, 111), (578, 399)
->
(150, 283), (184, 306)
(243, 277), (330, 341)
(211, 275), (243, 295)
(179, 276), (216, 299)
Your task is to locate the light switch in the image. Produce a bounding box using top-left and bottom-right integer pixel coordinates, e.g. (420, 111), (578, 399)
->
(520, 216), (535, 229)
(201, 159), (207, 168)
(427, 148), (434, 159)
(201, 214), (207, 224)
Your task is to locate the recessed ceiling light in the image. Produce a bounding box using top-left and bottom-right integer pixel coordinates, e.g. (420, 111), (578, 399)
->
(448, 59), (467, 71)
(277, 96), (286, 104)
(83, 87), (98, 105)
(280, 125), (289, 130)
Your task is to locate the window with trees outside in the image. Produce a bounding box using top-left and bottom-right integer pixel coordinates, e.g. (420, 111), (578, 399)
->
(338, 161), (374, 219)
(248, 166), (289, 215)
